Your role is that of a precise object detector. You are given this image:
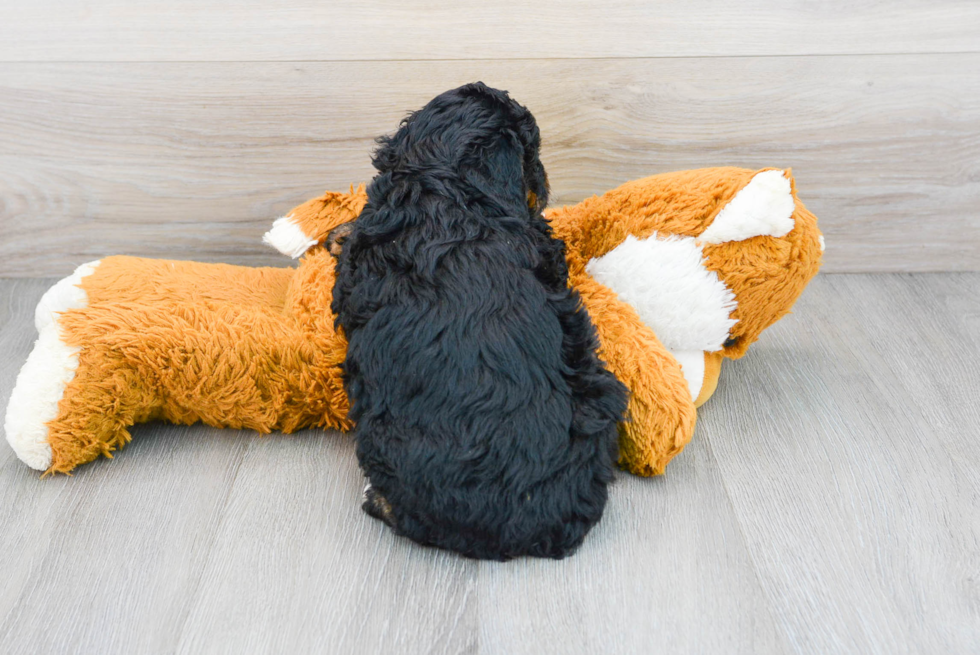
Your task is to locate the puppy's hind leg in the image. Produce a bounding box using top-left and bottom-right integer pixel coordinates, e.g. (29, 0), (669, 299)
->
(362, 482), (398, 529)
(326, 222), (354, 258)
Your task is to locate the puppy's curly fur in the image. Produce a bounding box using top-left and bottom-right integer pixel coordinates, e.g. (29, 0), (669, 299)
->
(332, 83), (627, 560)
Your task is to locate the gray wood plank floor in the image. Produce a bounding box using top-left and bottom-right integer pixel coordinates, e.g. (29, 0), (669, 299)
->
(1, 274), (977, 654)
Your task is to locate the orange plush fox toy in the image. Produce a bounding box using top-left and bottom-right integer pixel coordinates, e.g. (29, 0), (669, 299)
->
(5, 167), (822, 476)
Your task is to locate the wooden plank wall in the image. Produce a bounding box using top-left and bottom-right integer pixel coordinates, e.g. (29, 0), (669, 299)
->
(1, 2), (979, 276)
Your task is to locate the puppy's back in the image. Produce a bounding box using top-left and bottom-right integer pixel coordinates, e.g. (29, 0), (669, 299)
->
(352, 241), (621, 558)
(333, 83), (627, 560)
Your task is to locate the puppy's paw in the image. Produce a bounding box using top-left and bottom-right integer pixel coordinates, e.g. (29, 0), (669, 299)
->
(326, 223), (354, 257)
(362, 483), (398, 529)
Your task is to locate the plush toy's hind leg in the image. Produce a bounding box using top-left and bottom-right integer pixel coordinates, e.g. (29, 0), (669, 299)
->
(44, 297), (347, 473)
(5, 261), (102, 470)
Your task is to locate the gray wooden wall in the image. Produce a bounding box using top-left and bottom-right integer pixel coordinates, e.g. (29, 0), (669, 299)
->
(1, 2), (979, 277)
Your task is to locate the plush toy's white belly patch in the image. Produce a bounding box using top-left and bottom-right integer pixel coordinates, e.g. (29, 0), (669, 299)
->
(665, 349), (706, 400)
(586, 233), (738, 354)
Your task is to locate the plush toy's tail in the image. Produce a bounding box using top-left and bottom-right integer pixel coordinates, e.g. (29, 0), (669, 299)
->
(263, 185), (368, 258)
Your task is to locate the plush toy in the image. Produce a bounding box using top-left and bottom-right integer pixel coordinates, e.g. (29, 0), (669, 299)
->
(4, 167), (822, 476)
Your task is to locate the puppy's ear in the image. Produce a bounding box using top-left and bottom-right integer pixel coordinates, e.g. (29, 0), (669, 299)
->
(457, 83), (550, 212)
(523, 152), (549, 215)
(495, 87), (549, 213)
(512, 114), (548, 214)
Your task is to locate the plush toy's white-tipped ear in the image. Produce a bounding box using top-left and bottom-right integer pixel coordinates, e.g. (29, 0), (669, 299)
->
(263, 215), (317, 259)
(698, 169), (796, 244)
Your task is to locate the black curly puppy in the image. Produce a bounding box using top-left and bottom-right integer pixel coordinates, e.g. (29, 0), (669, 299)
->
(331, 82), (627, 560)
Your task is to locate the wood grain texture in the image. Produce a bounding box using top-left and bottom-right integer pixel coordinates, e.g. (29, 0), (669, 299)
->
(475, 439), (791, 654)
(175, 434), (480, 654)
(0, 280), (252, 654)
(702, 273), (980, 653)
(2, 54), (979, 277)
(1, 274), (978, 653)
(2, 1), (980, 62)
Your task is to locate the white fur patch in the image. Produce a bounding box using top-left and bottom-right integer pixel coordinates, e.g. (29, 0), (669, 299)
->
(35, 260), (101, 332)
(263, 215), (317, 259)
(698, 170), (795, 244)
(4, 326), (81, 470)
(7, 261), (100, 470)
(819, 235), (826, 252)
(668, 349), (705, 401)
(586, 234), (738, 352)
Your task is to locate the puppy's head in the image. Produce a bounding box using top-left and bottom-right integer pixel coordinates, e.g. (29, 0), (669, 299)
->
(372, 82), (549, 217)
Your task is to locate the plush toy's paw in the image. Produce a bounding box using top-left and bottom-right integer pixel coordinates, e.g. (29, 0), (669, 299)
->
(5, 326), (77, 470)
(264, 186), (369, 259)
(5, 261), (100, 471)
(263, 215), (318, 259)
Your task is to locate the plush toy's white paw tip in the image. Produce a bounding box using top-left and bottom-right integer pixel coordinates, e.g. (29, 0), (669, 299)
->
(35, 260), (101, 333)
(263, 216), (317, 259)
(699, 170), (796, 244)
(4, 325), (82, 470)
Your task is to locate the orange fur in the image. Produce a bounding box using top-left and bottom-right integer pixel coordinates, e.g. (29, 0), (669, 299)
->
(47, 252), (349, 473)
(548, 167), (822, 473)
(285, 184), (367, 246)
(31, 168), (820, 475)
(695, 353), (724, 408)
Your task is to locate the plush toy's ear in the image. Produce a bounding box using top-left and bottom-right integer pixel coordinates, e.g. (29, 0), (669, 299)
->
(263, 185), (368, 258)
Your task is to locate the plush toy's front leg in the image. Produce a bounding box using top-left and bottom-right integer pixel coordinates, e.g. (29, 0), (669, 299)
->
(572, 273), (697, 476)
